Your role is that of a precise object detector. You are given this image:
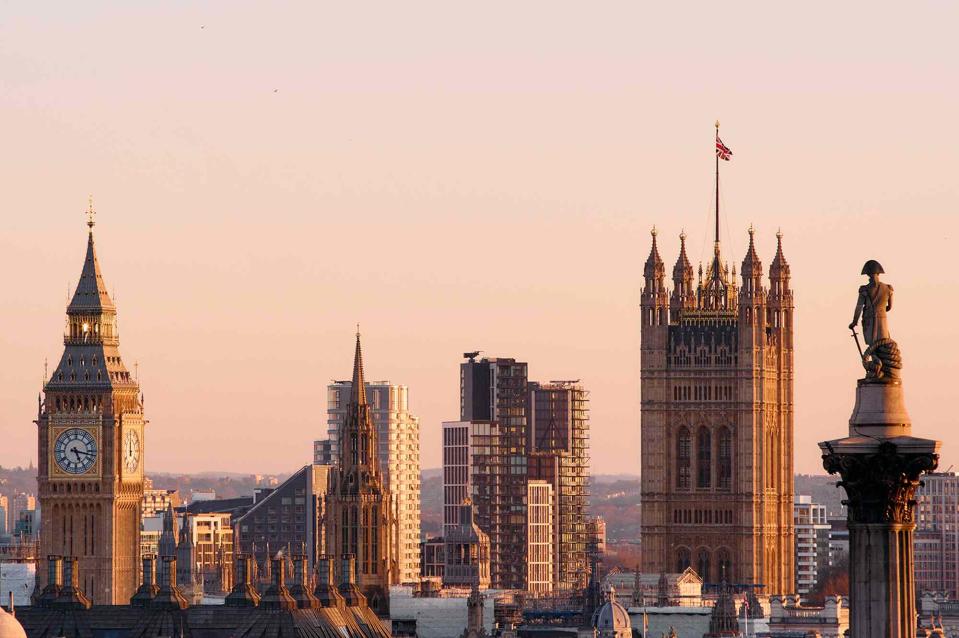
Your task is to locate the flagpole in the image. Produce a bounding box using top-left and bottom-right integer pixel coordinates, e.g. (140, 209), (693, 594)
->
(714, 119), (720, 247)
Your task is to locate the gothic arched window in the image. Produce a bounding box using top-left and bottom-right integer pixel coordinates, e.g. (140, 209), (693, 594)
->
(697, 548), (711, 583)
(718, 427), (732, 491)
(697, 428), (711, 488)
(716, 548), (732, 582)
(676, 547), (691, 572)
(677, 428), (691, 490)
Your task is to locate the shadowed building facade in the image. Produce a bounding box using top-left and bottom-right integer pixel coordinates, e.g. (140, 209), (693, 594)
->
(35, 207), (146, 604)
(640, 225), (795, 594)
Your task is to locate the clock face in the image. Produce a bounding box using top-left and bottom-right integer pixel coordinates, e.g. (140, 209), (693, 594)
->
(54, 428), (98, 475)
(123, 429), (140, 472)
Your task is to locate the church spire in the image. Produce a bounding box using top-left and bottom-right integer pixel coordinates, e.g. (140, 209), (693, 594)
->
(350, 329), (367, 406)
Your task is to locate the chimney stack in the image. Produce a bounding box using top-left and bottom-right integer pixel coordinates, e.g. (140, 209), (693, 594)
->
(314, 555), (345, 610)
(288, 554), (319, 609)
(258, 554), (296, 610)
(225, 554), (261, 608)
(131, 555), (159, 607)
(38, 556), (62, 607)
(55, 556), (92, 609)
(152, 556), (189, 610)
(338, 554), (366, 607)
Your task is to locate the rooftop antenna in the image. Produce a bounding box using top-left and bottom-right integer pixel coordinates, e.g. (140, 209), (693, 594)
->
(463, 351), (483, 362)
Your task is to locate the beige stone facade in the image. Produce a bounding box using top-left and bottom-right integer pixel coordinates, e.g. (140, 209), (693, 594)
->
(640, 227), (794, 594)
(36, 221), (145, 604)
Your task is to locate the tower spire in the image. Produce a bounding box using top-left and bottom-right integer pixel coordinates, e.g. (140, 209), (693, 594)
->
(86, 195), (96, 232)
(69, 199), (114, 314)
(350, 329), (367, 405)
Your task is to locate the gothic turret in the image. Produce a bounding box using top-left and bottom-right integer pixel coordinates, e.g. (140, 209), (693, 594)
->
(670, 231), (695, 320)
(642, 228), (668, 327)
(739, 226), (763, 297)
(767, 231), (794, 347)
(739, 226), (767, 351)
(158, 505), (177, 557)
(705, 582), (739, 637)
(769, 230), (791, 296)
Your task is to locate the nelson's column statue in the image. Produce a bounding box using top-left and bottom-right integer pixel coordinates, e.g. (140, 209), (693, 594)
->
(820, 260), (939, 638)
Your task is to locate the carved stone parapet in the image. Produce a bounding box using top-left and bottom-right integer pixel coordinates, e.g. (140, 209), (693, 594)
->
(822, 440), (938, 525)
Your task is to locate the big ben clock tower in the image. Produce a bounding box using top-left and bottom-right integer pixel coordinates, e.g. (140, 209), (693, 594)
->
(36, 201), (145, 604)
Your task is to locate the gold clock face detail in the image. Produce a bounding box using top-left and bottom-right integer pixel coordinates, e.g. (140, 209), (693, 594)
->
(123, 429), (140, 472)
(54, 428), (98, 475)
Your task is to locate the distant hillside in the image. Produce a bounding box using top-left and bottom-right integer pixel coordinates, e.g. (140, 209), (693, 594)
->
(0, 465), (288, 504)
(0, 465), (37, 498)
(147, 473), (289, 501)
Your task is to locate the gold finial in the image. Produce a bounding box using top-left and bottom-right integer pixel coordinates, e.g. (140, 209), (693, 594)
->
(679, 228), (686, 242)
(715, 120), (720, 130)
(748, 223), (755, 236)
(356, 323), (361, 338)
(651, 225), (657, 238)
(86, 195), (96, 230)
(776, 227), (783, 240)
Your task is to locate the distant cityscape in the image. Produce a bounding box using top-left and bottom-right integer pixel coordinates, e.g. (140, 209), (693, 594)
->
(0, 137), (946, 637)
(0, 208), (948, 638)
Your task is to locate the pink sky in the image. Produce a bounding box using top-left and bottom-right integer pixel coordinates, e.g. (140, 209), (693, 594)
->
(1, 2), (957, 475)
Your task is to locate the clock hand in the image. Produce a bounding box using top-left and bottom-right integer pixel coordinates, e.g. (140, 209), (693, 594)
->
(74, 449), (95, 457)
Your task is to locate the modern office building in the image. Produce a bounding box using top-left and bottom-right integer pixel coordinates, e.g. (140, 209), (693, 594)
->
(234, 464), (331, 572)
(443, 357), (592, 593)
(11, 495), (35, 532)
(458, 356), (529, 590)
(915, 472), (959, 596)
(527, 380), (590, 591)
(35, 208), (146, 604)
(141, 479), (179, 518)
(640, 221), (795, 593)
(182, 512), (234, 593)
(319, 379), (421, 584)
(421, 536), (445, 579)
(794, 495), (830, 594)
(526, 480), (554, 594)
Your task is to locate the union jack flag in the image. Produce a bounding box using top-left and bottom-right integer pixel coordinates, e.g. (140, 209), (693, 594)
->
(716, 136), (732, 161)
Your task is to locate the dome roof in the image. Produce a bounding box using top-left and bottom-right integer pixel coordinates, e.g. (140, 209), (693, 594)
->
(0, 607), (27, 638)
(592, 585), (631, 632)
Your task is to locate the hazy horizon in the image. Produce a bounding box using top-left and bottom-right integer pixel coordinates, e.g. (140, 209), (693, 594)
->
(2, 2), (957, 476)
